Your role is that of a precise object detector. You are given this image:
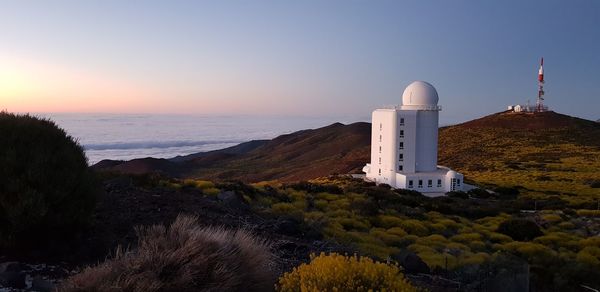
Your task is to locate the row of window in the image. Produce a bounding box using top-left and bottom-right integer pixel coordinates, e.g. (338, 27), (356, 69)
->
(379, 141), (404, 151)
(379, 118), (406, 173)
(398, 119), (404, 171)
(379, 118), (405, 129)
(408, 179), (443, 188)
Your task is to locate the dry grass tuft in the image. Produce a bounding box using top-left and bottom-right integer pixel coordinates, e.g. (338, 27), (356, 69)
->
(60, 214), (273, 292)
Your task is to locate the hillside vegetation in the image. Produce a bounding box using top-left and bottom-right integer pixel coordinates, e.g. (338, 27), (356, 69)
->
(154, 175), (600, 291)
(439, 111), (600, 206)
(96, 110), (599, 206)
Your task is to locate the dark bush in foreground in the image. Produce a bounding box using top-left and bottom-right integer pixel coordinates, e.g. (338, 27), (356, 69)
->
(0, 112), (98, 248)
(497, 218), (543, 241)
(61, 215), (273, 292)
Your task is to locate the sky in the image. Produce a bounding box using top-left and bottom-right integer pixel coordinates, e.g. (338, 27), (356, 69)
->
(0, 0), (599, 124)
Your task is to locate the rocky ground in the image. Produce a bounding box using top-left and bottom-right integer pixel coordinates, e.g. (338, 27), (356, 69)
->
(1, 175), (454, 291)
(0, 176), (349, 291)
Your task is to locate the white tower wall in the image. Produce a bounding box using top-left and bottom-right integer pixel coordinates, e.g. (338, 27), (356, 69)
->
(369, 109), (397, 185)
(398, 110), (417, 173)
(415, 110), (438, 171)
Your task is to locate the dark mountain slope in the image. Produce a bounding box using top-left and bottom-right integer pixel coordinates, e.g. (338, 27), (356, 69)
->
(170, 139), (268, 162)
(94, 122), (372, 182)
(184, 122), (371, 182)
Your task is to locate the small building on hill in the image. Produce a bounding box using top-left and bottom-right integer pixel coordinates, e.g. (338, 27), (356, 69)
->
(362, 81), (464, 196)
(508, 103), (548, 113)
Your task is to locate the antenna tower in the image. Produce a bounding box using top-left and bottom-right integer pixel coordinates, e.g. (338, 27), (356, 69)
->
(536, 57), (546, 112)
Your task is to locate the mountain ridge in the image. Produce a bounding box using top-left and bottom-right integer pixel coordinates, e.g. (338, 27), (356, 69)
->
(93, 111), (599, 202)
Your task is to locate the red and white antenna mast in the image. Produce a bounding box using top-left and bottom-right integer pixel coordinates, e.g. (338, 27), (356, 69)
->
(536, 57), (546, 112)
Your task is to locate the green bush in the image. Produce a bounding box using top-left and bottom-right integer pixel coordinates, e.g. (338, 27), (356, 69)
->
(0, 112), (98, 247)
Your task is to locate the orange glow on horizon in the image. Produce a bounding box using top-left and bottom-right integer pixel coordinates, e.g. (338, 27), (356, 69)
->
(0, 53), (321, 115)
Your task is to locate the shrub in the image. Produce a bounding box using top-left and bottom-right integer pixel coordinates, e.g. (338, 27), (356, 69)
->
(577, 247), (600, 266)
(488, 232), (513, 243)
(183, 179), (215, 189)
(447, 191), (469, 199)
(468, 188), (494, 199)
(314, 199), (328, 210)
(276, 253), (416, 291)
(451, 232), (482, 244)
(387, 227), (408, 237)
(61, 215), (273, 291)
(286, 181), (343, 194)
(500, 242), (557, 265)
(541, 213), (562, 223)
(399, 219), (429, 236)
(350, 197), (379, 216)
(375, 215), (404, 228)
(337, 217), (370, 231)
(576, 209), (600, 217)
(0, 112), (98, 248)
(202, 187), (221, 196)
(493, 187), (520, 199)
(370, 229), (404, 246)
(272, 202), (297, 214)
(497, 218), (543, 241)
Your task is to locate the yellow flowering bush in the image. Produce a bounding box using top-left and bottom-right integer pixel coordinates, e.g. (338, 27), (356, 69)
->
(276, 253), (416, 292)
(577, 209), (600, 217)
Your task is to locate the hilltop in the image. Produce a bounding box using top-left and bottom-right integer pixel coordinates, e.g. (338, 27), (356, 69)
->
(439, 111), (600, 205)
(95, 110), (599, 204)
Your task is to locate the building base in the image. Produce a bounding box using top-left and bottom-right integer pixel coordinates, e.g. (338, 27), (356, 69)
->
(363, 164), (464, 195)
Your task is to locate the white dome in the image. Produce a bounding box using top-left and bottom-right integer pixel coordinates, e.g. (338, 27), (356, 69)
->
(446, 170), (459, 178)
(401, 81), (439, 106)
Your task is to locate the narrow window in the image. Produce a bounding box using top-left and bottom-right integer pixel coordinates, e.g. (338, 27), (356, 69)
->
(408, 180), (413, 188)
(457, 179), (461, 186)
(378, 157), (381, 164)
(398, 165), (403, 171)
(400, 118), (404, 125)
(379, 123), (382, 130)
(378, 168), (381, 175)
(379, 146), (382, 153)
(399, 142), (404, 149)
(399, 130), (404, 138)
(399, 153), (403, 161)
(379, 135), (382, 142)
(418, 180), (423, 188)
(428, 179), (432, 187)
(437, 179), (442, 187)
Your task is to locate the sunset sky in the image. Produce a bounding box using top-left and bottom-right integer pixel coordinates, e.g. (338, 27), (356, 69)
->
(1, 0), (599, 122)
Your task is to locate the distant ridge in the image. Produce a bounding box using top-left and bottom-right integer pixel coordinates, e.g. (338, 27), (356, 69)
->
(94, 111), (599, 187)
(93, 122), (371, 181)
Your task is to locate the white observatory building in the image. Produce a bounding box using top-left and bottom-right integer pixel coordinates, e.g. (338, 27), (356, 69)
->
(362, 81), (464, 195)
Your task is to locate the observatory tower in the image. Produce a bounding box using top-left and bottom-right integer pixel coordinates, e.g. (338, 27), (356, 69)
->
(362, 81), (464, 196)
